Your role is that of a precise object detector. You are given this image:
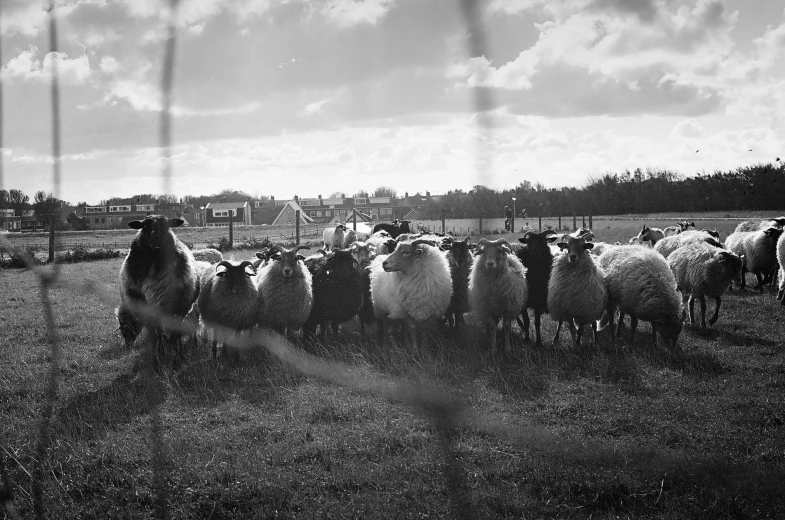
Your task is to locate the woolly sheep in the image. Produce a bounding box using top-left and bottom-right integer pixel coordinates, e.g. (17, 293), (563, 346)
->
(668, 242), (742, 328)
(653, 230), (722, 259)
(443, 236), (473, 329)
(725, 226), (782, 291)
(191, 248), (223, 264)
(597, 245), (683, 347)
(303, 249), (363, 340)
(343, 228), (358, 248)
(190, 260), (259, 359)
(323, 224), (347, 251)
(255, 244), (314, 334)
(662, 225), (681, 237)
(547, 234), (608, 347)
(348, 241), (375, 267)
(469, 238), (528, 354)
(367, 230), (397, 255)
(516, 230), (555, 346)
(372, 219), (411, 239)
(734, 217), (785, 233)
(116, 215), (199, 366)
(777, 233), (785, 305)
(370, 238), (452, 348)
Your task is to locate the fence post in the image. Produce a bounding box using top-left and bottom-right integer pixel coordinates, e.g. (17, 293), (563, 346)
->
(479, 212), (483, 235)
(573, 212), (576, 230)
(538, 205), (542, 232)
(558, 215), (561, 230)
(229, 211), (234, 250)
(589, 214), (593, 229)
(582, 215), (586, 228)
(352, 209), (357, 231)
(295, 210), (300, 244)
(48, 215), (56, 263)
(441, 209), (446, 234)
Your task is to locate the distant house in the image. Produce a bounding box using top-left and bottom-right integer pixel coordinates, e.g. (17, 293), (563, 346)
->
(203, 201), (252, 227)
(271, 201), (315, 226)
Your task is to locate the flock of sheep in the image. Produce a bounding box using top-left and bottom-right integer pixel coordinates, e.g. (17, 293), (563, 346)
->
(114, 214), (785, 365)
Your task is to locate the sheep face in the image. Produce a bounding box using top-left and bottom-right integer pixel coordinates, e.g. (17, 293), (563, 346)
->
(444, 236), (471, 264)
(128, 215), (183, 251)
(382, 239), (435, 274)
(215, 260), (256, 293)
(269, 245), (310, 279)
(557, 235), (593, 263)
(476, 238), (511, 271)
(715, 250), (743, 282)
(349, 241), (374, 266)
(517, 230), (555, 266)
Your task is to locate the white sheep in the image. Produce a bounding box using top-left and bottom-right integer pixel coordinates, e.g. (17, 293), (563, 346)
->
(188, 260), (259, 359)
(369, 238), (452, 348)
(191, 248), (223, 263)
(653, 230), (722, 259)
(366, 230), (397, 255)
(468, 238), (527, 354)
(323, 224), (346, 251)
(637, 224), (665, 245)
(667, 242), (743, 328)
(255, 244), (314, 334)
(777, 232), (785, 305)
(724, 226), (782, 291)
(343, 228), (358, 248)
(547, 234), (608, 347)
(597, 245), (683, 347)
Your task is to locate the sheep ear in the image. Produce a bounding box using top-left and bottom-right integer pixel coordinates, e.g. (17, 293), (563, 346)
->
(128, 220), (144, 229)
(169, 218), (184, 228)
(296, 254), (306, 260)
(584, 243), (594, 250)
(557, 242), (567, 250)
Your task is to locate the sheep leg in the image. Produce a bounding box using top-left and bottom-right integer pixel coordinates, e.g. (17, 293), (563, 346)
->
(116, 304), (142, 348)
(629, 316), (638, 345)
(699, 295), (707, 328)
(503, 317), (512, 353)
(591, 321), (600, 346)
(553, 321), (562, 346)
(568, 320), (579, 347)
(614, 311), (625, 342)
(406, 319), (419, 353)
(331, 321), (340, 337)
(755, 272), (765, 292)
(534, 311), (543, 347)
(708, 296), (721, 325)
(488, 320), (498, 355)
(377, 319), (387, 344)
(520, 310), (530, 344)
(688, 296), (696, 324)
(739, 265), (747, 290)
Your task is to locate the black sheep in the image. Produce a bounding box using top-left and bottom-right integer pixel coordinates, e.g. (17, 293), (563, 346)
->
(303, 249), (363, 340)
(516, 230), (556, 346)
(371, 219), (411, 239)
(443, 236), (472, 328)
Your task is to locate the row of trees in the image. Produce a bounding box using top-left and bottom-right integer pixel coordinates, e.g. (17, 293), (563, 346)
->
(3, 163), (784, 230)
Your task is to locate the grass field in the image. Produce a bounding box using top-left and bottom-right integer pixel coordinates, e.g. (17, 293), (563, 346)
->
(1, 218), (785, 518)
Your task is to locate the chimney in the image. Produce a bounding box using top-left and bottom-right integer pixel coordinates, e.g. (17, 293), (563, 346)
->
(405, 191), (409, 198)
(426, 191), (430, 198)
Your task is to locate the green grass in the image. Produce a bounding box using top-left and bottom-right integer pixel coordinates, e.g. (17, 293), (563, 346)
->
(1, 249), (784, 518)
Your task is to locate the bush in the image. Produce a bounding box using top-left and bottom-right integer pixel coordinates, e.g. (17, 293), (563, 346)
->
(206, 236), (274, 252)
(0, 246), (123, 269)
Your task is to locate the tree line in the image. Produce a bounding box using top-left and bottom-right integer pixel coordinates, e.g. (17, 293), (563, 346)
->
(2, 163), (784, 231)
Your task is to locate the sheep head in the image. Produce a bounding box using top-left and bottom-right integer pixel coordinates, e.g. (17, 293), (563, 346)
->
(557, 235), (593, 263)
(444, 236), (471, 263)
(349, 241), (374, 266)
(476, 238), (511, 270)
(382, 239), (436, 274)
(270, 244), (310, 279)
(128, 214), (183, 251)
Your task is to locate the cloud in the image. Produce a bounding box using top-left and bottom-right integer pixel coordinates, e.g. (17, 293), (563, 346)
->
(669, 120), (706, 140)
(311, 0), (397, 27)
(2, 47), (92, 85)
(301, 99), (330, 116)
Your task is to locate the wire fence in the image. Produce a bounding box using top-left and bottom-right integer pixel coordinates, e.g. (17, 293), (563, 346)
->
(1, 1), (777, 519)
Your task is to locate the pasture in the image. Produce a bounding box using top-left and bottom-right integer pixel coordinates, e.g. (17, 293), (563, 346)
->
(1, 216), (785, 519)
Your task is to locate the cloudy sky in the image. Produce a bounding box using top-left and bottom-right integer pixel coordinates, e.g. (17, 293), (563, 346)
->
(1, 0), (784, 204)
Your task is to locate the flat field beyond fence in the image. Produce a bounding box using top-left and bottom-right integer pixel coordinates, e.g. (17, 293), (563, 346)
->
(2, 210), (781, 253)
(1, 215), (784, 519)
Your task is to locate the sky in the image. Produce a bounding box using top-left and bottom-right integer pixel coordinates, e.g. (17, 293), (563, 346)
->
(1, 0), (784, 205)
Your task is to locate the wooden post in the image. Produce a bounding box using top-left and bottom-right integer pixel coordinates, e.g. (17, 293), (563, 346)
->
(295, 210), (300, 244)
(538, 205), (542, 232)
(589, 214), (593, 229)
(479, 211), (483, 235)
(582, 215), (586, 228)
(229, 210), (234, 249)
(441, 209), (445, 234)
(48, 214), (55, 263)
(352, 209), (357, 231)
(573, 212), (576, 230)
(558, 215), (562, 230)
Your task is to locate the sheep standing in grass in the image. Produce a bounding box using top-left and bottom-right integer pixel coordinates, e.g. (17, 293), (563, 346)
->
(777, 233), (785, 305)
(516, 230), (555, 346)
(597, 246), (683, 347)
(469, 239), (528, 354)
(638, 225), (665, 245)
(189, 260), (259, 359)
(116, 215), (199, 366)
(443, 236), (473, 329)
(323, 224), (346, 251)
(303, 249), (363, 340)
(668, 242), (742, 328)
(370, 239), (452, 348)
(734, 217), (785, 233)
(547, 234), (607, 347)
(256, 244), (313, 334)
(725, 226), (782, 291)
(654, 230), (723, 259)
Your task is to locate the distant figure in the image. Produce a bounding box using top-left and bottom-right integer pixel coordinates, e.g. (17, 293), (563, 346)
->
(504, 205), (512, 231)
